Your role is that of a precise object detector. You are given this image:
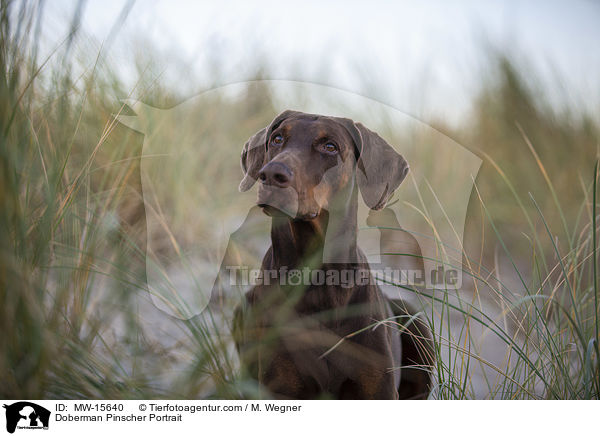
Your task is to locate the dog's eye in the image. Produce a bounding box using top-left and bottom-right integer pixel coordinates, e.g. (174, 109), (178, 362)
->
(271, 134), (284, 146)
(321, 143), (338, 154)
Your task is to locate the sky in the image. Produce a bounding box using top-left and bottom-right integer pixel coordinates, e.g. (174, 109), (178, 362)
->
(38, 0), (600, 124)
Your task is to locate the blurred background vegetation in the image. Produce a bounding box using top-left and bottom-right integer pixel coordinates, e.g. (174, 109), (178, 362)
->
(1, 0), (598, 399)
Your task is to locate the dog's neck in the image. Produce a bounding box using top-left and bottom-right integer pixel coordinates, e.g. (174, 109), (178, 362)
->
(269, 186), (359, 270)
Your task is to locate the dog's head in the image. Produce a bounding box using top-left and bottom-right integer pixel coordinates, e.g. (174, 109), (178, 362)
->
(239, 110), (409, 220)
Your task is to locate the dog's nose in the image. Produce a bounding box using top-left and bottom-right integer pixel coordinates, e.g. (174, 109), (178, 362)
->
(258, 162), (293, 188)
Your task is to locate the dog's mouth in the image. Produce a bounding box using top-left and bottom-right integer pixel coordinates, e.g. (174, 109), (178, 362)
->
(258, 203), (289, 218)
(258, 203), (319, 221)
(257, 186), (320, 220)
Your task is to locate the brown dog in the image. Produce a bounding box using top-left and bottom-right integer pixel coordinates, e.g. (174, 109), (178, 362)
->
(233, 110), (433, 399)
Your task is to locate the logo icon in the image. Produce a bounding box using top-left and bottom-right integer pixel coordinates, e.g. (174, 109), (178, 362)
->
(3, 402), (50, 434)
(116, 81), (481, 319)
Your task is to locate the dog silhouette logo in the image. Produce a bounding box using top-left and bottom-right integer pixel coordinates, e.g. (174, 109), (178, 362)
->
(116, 81), (481, 319)
(3, 402), (50, 433)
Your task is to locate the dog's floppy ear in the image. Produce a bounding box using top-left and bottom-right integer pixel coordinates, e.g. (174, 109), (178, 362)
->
(239, 127), (267, 192)
(339, 119), (409, 210)
(238, 110), (298, 192)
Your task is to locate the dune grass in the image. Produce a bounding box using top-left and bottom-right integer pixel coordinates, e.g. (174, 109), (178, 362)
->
(0, 1), (598, 399)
